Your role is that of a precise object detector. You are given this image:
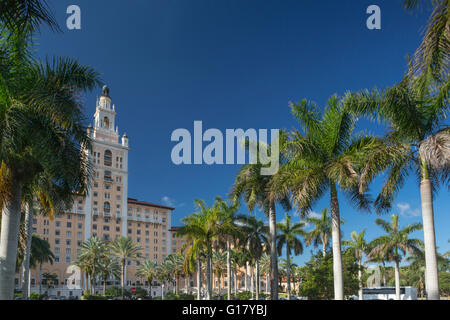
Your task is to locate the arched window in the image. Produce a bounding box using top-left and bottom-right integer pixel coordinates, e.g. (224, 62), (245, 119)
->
(104, 150), (112, 166)
(103, 202), (111, 213)
(103, 116), (110, 129)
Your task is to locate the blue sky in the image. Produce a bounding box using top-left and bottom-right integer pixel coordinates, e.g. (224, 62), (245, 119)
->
(36, 0), (448, 266)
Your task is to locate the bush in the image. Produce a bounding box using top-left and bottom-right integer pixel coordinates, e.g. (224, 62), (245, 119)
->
(81, 294), (112, 300)
(30, 293), (42, 300)
(104, 286), (131, 298)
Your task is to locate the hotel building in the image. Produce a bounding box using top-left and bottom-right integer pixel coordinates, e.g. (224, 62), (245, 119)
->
(16, 86), (175, 298)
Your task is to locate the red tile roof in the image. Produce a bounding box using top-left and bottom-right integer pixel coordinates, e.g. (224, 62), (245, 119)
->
(127, 198), (175, 210)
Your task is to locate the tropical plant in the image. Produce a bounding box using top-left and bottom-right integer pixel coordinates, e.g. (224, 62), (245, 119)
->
(346, 65), (449, 299)
(276, 213), (306, 299)
(166, 253), (185, 295)
(230, 134), (291, 300)
(343, 230), (368, 300)
(402, 0), (449, 83)
(0, 1), (100, 299)
(235, 215), (269, 299)
(98, 255), (120, 295)
(368, 215), (423, 300)
(279, 96), (378, 299)
(305, 208), (333, 257)
(136, 260), (158, 293)
(214, 196), (241, 300)
(109, 236), (141, 299)
(177, 199), (221, 300)
(78, 236), (108, 294)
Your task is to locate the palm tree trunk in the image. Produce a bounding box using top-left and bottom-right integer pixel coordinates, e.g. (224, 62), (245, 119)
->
(197, 257), (202, 300)
(245, 261), (249, 291)
(21, 200), (33, 299)
(394, 259), (401, 300)
(382, 261), (386, 286)
(0, 181), (22, 300)
(255, 260), (260, 300)
(322, 234), (327, 258)
(266, 273), (269, 294)
(269, 203), (278, 300)
(286, 248), (291, 300)
(206, 248), (212, 300)
(234, 266), (238, 295)
(358, 259), (363, 300)
(330, 184), (344, 300)
(39, 264), (42, 295)
(226, 240), (231, 300)
(175, 275), (179, 295)
(420, 178), (440, 300)
(103, 278), (106, 295)
(121, 262), (125, 299)
(250, 265), (254, 299)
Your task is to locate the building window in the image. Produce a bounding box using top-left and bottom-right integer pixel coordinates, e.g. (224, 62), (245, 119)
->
(103, 202), (111, 213)
(116, 227), (120, 232)
(56, 221), (61, 227)
(55, 230), (60, 236)
(67, 214), (72, 220)
(55, 239), (60, 245)
(77, 232), (82, 238)
(67, 222), (72, 228)
(78, 223), (82, 229)
(66, 239), (71, 245)
(104, 170), (112, 181)
(104, 150), (112, 166)
(93, 224), (97, 230)
(66, 231), (72, 237)
(103, 226), (110, 231)
(117, 186), (121, 191)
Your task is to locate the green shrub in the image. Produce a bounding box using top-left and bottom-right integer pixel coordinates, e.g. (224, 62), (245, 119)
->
(30, 293), (42, 300)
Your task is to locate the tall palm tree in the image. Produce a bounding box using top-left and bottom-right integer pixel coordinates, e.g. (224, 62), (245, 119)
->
(211, 250), (227, 295)
(368, 215), (423, 300)
(281, 96), (377, 299)
(136, 260), (158, 296)
(166, 253), (185, 295)
(402, 0), (449, 83)
(258, 253), (271, 294)
(109, 236), (141, 299)
(19, 171), (75, 298)
(276, 213), (306, 300)
(98, 255), (120, 295)
(0, 8), (100, 299)
(177, 199), (221, 300)
(346, 69), (449, 300)
(343, 230), (368, 300)
(214, 197), (241, 300)
(231, 136), (291, 300)
(29, 235), (54, 295)
(235, 215), (269, 300)
(305, 208), (333, 257)
(78, 236), (107, 294)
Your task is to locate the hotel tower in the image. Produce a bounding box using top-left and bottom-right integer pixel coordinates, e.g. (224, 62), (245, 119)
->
(16, 86), (176, 298)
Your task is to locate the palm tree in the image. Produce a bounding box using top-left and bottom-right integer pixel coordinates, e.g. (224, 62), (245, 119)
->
(214, 197), (241, 300)
(136, 260), (158, 296)
(368, 215), (423, 300)
(235, 215), (269, 300)
(258, 253), (271, 294)
(0, 8), (100, 299)
(211, 250), (227, 295)
(177, 199), (221, 300)
(20, 172), (75, 298)
(29, 235), (54, 296)
(231, 136), (291, 300)
(166, 253), (184, 295)
(305, 208), (333, 257)
(281, 96), (377, 299)
(0, 0), (60, 35)
(109, 236), (140, 299)
(402, 0), (449, 83)
(346, 69), (449, 300)
(78, 236), (107, 294)
(98, 255), (120, 295)
(343, 230), (368, 300)
(276, 213), (306, 300)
